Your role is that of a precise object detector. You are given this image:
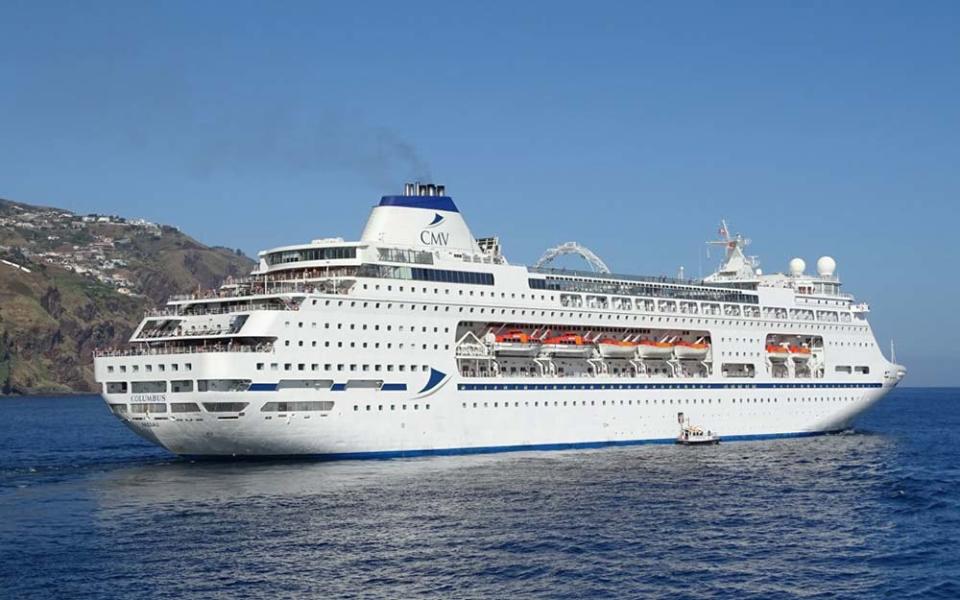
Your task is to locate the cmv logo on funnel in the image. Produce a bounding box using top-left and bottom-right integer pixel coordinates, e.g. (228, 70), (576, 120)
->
(420, 213), (450, 246)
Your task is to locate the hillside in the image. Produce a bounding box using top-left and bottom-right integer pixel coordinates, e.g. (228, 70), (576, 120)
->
(0, 198), (255, 394)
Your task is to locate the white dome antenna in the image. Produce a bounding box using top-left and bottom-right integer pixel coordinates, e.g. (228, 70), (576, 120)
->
(788, 258), (806, 276)
(817, 256), (837, 277)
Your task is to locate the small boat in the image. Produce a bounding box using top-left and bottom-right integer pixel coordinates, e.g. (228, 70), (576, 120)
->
(676, 426), (720, 446)
(596, 338), (638, 358)
(492, 330), (541, 357)
(789, 345), (811, 360)
(766, 344), (790, 361)
(674, 341), (710, 360)
(540, 333), (594, 357)
(637, 340), (674, 359)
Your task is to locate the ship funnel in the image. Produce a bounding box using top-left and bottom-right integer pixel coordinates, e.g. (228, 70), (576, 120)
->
(404, 181), (448, 197)
(362, 182), (482, 254)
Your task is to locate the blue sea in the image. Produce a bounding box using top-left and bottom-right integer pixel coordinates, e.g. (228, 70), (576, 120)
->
(1, 388), (958, 599)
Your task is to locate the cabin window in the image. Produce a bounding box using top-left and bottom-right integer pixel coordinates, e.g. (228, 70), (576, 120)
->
(721, 363), (755, 378)
(106, 382), (128, 394)
(130, 403), (166, 414)
(202, 402), (249, 412)
(261, 401), (334, 412)
(131, 381), (167, 394)
(171, 380), (194, 393)
(197, 379), (251, 392)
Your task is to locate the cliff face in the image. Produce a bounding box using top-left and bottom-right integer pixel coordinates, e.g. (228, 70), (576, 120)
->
(0, 198), (254, 394)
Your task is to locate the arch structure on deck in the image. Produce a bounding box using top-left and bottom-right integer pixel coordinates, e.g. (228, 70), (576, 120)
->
(534, 242), (611, 274)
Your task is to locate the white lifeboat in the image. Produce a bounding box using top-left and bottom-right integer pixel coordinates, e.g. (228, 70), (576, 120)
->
(596, 338), (639, 359)
(492, 330), (541, 357)
(674, 341), (710, 360)
(540, 333), (595, 357)
(637, 340), (674, 359)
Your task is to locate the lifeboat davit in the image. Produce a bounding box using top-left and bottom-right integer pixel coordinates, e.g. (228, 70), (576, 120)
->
(540, 333), (594, 357)
(674, 341), (710, 360)
(789, 345), (812, 361)
(766, 344), (790, 360)
(492, 330), (541, 357)
(637, 340), (674, 359)
(597, 338), (638, 358)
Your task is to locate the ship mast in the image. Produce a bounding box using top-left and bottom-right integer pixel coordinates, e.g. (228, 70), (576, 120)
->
(704, 219), (759, 281)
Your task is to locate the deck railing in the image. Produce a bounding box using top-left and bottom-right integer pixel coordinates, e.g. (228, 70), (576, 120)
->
(94, 342), (274, 358)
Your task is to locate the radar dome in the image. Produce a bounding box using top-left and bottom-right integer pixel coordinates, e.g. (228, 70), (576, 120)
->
(817, 256), (836, 276)
(788, 258), (806, 276)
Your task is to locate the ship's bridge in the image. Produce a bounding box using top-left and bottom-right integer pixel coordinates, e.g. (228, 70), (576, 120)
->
(256, 239), (366, 275)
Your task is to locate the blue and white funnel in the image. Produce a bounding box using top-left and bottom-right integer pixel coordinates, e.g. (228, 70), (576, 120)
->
(360, 182), (481, 253)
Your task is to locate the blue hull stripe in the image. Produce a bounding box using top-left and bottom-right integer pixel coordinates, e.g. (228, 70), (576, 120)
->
(184, 430), (841, 462)
(248, 383), (278, 391)
(458, 382), (883, 392)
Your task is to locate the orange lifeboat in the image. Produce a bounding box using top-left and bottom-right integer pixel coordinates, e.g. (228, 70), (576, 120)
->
(496, 330), (532, 344)
(541, 333), (594, 357)
(492, 329), (540, 357)
(674, 341), (710, 360)
(597, 337), (639, 358)
(788, 345), (812, 361)
(766, 344), (790, 360)
(637, 339), (674, 359)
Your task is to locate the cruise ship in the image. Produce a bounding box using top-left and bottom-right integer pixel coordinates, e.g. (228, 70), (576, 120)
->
(94, 183), (906, 458)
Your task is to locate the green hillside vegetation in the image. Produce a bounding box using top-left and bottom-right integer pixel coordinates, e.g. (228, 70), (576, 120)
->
(0, 198), (254, 394)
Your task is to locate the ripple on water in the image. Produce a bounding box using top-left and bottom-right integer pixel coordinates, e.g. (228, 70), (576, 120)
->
(1, 390), (959, 599)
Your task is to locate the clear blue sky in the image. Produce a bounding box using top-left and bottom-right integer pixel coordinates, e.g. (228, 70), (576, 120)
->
(1, 1), (957, 385)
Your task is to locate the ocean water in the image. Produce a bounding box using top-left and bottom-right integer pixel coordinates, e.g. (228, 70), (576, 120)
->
(1, 388), (958, 599)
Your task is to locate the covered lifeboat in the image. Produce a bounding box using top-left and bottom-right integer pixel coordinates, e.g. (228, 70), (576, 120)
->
(596, 337), (639, 358)
(789, 344), (812, 361)
(540, 333), (595, 357)
(766, 344), (790, 360)
(492, 330), (541, 357)
(636, 339), (674, 359)
(674, 340), (710, 360)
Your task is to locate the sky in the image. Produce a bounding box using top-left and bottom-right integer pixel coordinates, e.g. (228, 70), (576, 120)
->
(1, 1), (958, 385)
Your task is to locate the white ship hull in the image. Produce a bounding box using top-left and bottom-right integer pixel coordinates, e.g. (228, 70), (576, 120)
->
(94, 183), (906, 459)
(105, 377), (897, 457)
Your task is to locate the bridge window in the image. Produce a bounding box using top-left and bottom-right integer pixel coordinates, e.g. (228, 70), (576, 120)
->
(265, 246), (356, 265)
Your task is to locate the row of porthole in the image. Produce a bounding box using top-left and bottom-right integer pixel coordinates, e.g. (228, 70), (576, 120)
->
(285, 320), (451, 335)
(308, 299), (869, 332)
(455, 396), (858, 409)
(257, 362), (430, 373)
(282, 339), (451, 352)
(354, 404), (430, 412)
(106, 362), (192, 374)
